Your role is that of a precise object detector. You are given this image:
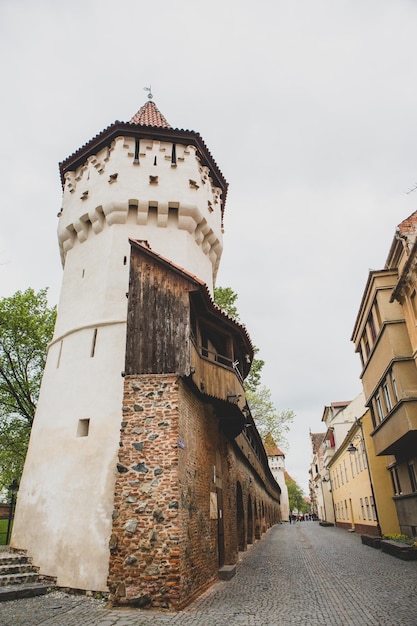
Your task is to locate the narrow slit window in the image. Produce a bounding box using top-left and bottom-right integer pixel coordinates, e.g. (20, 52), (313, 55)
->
(134, 138), (140, 163)
(91, 328), (98, 357)
(171, 143), (177, 165)
(123, 256), (127, 265)
(77, 418), (90, 437)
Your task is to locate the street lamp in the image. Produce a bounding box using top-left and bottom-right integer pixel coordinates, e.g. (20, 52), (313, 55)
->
(5, 479), (18, 545)
(347, 419), (382, 536)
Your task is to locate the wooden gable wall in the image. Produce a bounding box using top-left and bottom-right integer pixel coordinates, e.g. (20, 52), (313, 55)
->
(125, 246), (192, 376)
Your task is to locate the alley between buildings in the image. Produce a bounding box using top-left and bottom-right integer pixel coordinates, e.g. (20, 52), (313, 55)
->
(1, 521), (416, 626)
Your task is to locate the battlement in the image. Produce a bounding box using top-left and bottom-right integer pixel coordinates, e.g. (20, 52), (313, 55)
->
(58, 135), (224, 283)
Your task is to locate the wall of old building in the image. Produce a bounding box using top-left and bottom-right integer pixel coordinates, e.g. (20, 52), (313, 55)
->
(108, 373), (280, 610)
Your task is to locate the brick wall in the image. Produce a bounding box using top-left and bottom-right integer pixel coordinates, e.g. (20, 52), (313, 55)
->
(108, 373), (280, 609)
(0, 503), (10, 519)
(108, 374), (182, 609)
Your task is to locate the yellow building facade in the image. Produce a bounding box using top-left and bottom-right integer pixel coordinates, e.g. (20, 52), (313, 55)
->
(352, 211), (417, 538)
(330, 409), (399, 536)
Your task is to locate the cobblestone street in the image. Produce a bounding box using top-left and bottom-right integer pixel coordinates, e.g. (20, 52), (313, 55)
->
(1, 521), (416, 626)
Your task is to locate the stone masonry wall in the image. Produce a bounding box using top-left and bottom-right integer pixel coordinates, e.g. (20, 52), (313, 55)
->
(108, 374), (182, 609)
(108, 374), (221, 609)
(107, 373), (281, 610)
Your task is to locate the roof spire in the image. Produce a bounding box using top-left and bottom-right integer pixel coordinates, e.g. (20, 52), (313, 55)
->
(130, 89), (172, 128)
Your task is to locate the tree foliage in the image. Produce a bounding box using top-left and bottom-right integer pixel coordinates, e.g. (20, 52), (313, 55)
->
(286, 479), (309, 514)
(246, 386), (294, 448)
(213, 285), (294, 448)
(0, 288), (56, 492)
(213, 286), (240, 320)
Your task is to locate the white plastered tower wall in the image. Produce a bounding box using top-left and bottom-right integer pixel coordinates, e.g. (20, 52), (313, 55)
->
(11, 101), (226, 591)
(269, 452), (290, 521)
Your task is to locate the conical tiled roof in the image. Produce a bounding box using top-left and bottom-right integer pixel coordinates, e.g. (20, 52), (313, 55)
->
(264, 432), (285, 457)
(130, 100), (172, 128)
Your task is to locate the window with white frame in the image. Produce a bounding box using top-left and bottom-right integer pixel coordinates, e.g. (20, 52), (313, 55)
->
(391, 371), (399, 403)
(375, 393), (384, 422)
(382, 379), (392, 412)
(408, 463), (417, 492)
(365, 497), (371, 520)
(390, 466), (402, 496)
(370, 496), (377, 521)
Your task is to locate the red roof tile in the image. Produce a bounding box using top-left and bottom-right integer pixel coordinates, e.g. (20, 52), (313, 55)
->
(310, 432), (325, 454)
(264, 432), (285, 457)
(397, 210), (417, 235)
(130, 101), (171, 128)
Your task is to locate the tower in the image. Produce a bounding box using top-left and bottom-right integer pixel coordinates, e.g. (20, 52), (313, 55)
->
(264, 433), (290, 521)
(12, 98), (227, 592)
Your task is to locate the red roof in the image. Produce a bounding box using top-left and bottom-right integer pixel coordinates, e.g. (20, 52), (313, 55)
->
(397, 210), (417, 236)
(264, 432), (285, 457)
(130, 100), (172, 128)
(310, 432), (325, 454)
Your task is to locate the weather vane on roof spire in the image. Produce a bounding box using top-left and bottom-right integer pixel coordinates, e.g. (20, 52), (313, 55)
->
(143, 86), (153, 100)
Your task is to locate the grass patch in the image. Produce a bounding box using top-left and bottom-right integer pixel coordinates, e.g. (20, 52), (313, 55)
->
(0, 518), (13, 545)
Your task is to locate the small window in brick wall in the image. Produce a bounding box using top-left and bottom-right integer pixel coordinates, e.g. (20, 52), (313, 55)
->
(77, 419), (90, 437)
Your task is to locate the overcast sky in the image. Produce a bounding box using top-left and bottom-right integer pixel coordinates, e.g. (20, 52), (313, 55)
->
(2, 0), (417, 492)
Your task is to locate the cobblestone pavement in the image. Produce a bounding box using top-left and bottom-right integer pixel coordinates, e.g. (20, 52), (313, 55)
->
(1, 521), (417, 625)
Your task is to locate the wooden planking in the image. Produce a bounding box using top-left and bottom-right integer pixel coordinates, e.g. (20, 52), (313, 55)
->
(125, 248), (192, 375)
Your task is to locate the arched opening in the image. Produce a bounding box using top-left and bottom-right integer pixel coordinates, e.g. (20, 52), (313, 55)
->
(247, 494), (253, 545)
(236, 482), (246, 551)
(254, 499), (261, 540)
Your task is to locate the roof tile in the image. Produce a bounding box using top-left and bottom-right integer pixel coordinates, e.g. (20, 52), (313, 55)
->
(130, 101), (171, 128)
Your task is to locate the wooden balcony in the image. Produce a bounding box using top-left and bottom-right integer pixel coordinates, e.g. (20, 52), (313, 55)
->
(190, 342), (245, 406)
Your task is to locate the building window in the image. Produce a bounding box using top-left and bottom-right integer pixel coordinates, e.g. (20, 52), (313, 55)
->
(360, 441), (367, 469)
(370, 496), (377, 521)
(369, 404), (377, 429)
(408, 463), (417, 492)
(390, 466), (402, 496)
(364, 335), (370, 358)
(375, 394), (384, 423)
(350, 454), (355, 479)
(360, 498), (365, 520)
(374, 300), (382, 328)
(77, 418), (90, 437)
(382, 379), (392, 412)
(368, 312), (377, 342)
(355, 451), (359, 474)
(365, 497), (371, 520)
(344, 500), (349, 520)
(411, 290), (417, 320)
(344, 459), (348, 483)
(134, 138), (140, 162)
(340, 464), (344, 485)
(391, 372), (399, 403)
(91, 328), (98, 357)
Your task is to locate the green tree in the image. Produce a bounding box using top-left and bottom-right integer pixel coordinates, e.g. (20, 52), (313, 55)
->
(213, 286), (240, 320)
(286, 479), (309, 514)
(246, 386), (294, 448)
(0, 288), (56, 491)
(213, 285), (294, 447)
